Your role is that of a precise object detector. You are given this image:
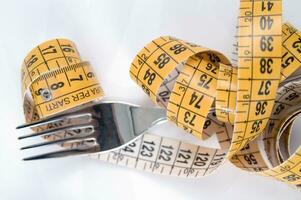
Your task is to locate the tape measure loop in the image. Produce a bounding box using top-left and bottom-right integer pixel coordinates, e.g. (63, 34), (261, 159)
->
(20, 0), (301, 187)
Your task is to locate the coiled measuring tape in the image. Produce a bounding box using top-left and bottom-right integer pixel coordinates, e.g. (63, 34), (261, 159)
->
(21, 39), (104, 123)
(21, 0), (301, 187)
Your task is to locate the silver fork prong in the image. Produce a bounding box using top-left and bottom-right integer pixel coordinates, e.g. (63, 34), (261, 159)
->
(17, 102), (168, 161)
(16, 113), (72, 129)
(16, 113), (93, 129)
(20, 134), (96, 150)
(18, 124), (94, 140)
(23, 144), (100, 161)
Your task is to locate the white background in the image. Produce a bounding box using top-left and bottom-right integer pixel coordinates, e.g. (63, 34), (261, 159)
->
(0, 0), (301, 199)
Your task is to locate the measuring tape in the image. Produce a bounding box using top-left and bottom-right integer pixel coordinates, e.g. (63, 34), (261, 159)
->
(21, 0), (301, 187)
(21, 38), (104, 123)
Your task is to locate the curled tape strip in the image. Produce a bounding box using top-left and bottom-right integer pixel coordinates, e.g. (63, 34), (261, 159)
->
(124, 0), (301, 186)
(21, 39), (104, 122)
(21, 0), (301, 187)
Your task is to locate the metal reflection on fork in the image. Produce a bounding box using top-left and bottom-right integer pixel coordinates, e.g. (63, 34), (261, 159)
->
(16, 102), (167, 161)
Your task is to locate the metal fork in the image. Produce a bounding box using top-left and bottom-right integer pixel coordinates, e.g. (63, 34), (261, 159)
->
(16, 102), (167, 161)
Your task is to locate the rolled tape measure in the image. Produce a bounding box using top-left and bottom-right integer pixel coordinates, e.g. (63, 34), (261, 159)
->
(21, 39), (104, 123)
(21, 0), (301, 187)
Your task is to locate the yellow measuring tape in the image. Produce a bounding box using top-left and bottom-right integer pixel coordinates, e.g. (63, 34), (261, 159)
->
(21, 39), (104, 122)
(21, 0), (301, 187)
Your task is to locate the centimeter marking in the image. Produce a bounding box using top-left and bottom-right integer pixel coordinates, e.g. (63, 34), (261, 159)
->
(35, 61), (90, 82)
(92, 133), (226, 177)
(231, 0), (282, 154)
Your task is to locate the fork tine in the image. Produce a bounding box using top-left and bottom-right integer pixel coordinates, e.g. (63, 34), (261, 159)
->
(20, 134), (96, 150)
(16, 113), (72, 129)
(18, 124), (94, 140)
(16, 113), (93, 129)
(23, 144), (99, 161)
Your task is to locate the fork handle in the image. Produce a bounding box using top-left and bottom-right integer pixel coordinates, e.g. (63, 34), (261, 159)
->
(130, 106), (167, 134)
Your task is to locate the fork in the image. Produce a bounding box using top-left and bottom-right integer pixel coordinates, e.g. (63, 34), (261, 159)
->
(16, 102), (167, 161)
